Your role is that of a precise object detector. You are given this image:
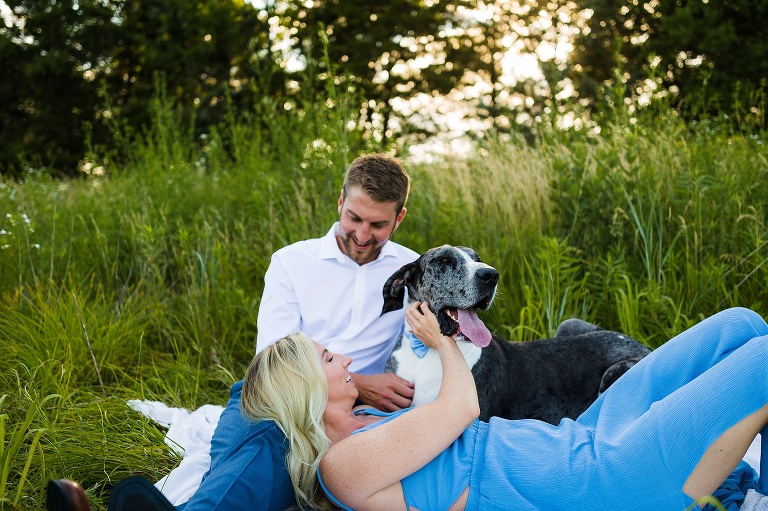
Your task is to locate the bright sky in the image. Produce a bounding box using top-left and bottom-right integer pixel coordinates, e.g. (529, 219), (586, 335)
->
(0, 2), (12, 25)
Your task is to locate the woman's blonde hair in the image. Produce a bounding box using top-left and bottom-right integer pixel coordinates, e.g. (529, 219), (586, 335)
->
(241, 332), (335, 510)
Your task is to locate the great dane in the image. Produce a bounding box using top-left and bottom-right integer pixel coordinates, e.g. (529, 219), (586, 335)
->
(382, 245), (652, 424)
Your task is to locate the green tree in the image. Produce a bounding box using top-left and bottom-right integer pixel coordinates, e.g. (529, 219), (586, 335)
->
(568, 0), (768, 116)
(0, 0), (279, 177)
(281, 0), (473, 142)
(105, 0), (272, 138)
(280, 0), (583, 144)
(436, 0), (576, 138)
(0, 0), (120, 176)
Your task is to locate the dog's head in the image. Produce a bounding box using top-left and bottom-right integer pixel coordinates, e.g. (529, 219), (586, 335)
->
(381, 245), (499, 347)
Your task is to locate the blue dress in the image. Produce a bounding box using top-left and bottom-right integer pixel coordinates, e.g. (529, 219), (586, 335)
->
(320, 307), (768, 511)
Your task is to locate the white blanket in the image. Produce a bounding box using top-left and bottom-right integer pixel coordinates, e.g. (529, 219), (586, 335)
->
(128, 400), (223, 506)
(128, 400), (763, 507)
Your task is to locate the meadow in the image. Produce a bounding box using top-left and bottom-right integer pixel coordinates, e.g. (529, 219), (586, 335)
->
(1, 91), (767, 509)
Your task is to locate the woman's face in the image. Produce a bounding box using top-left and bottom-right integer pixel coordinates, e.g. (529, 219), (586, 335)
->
(313, 340), (357, 404)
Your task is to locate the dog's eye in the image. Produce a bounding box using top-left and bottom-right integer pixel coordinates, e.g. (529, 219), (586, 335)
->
(441, 257), (451, 265)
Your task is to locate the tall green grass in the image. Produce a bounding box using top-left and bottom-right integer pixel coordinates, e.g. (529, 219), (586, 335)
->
(1, 89), (767, 508)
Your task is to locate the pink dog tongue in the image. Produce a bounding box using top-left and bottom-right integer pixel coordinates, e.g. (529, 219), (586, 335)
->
(457, 309), (492, 347)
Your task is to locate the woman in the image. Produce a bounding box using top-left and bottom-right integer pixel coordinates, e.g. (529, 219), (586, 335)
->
(241, 304), (768, 511)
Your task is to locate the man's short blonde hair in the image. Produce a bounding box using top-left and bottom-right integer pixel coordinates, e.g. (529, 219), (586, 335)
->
(342, 154), (410, 212)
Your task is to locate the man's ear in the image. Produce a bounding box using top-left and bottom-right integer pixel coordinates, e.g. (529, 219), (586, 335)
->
(393, 207), (406, 231)
(381, 262), (416, 315)
(337, 191), (344, 216)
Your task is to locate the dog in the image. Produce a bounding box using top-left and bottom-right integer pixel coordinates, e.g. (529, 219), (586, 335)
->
(382, 245), (652, 424)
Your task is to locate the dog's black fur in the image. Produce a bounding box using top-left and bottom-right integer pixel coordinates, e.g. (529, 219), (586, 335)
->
(382, 245), (652, 424)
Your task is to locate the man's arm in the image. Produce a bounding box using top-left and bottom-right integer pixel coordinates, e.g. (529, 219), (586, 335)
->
(256, 255), (301, 353)
(352, 372), (414, 411)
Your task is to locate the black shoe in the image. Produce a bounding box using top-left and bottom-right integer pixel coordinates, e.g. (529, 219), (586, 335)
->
(47, 479), (92, 511)
(107, 476), (175, 511)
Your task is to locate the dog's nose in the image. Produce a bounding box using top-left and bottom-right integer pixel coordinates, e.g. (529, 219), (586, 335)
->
(476, 267), (499, 285)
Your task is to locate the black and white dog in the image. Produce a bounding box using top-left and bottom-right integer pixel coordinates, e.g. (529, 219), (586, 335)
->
(382, 245), (652, 424)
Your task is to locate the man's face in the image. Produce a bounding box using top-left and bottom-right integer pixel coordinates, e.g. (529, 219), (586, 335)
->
(336, 186), (406, 265)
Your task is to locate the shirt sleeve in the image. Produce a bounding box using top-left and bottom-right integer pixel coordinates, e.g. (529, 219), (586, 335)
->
(180, 382), (298, 511)
(180, 427), (297, 511)
(256, 253), (302, 353)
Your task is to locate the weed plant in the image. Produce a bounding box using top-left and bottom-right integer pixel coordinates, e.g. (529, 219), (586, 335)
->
(1, 87), (767, 509)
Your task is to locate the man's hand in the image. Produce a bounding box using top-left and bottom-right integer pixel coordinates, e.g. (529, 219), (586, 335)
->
(352, 372), (415, 411)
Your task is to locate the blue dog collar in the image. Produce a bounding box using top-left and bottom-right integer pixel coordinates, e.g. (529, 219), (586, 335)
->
(404, 330), (429, 358)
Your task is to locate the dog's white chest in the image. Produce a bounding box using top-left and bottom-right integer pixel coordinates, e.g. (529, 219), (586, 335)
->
(392, 338), (482, 406)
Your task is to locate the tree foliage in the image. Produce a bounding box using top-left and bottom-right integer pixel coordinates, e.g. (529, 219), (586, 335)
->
(0, 0), (766, 176)
(0, 0), (271, 176)
(106, 0), (270, 137)
(0, 0), (120, 175)
(280, 0), (471, 141)
(568, 0), (768, 116)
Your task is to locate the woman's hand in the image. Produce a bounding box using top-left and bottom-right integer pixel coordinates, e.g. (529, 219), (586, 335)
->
(321, 301), (479, 511)
(406, 302), (453, 351)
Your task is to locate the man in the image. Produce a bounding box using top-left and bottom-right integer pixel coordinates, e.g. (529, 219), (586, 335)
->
(256, 153), (418, 410)
(181, 154), (418, 511)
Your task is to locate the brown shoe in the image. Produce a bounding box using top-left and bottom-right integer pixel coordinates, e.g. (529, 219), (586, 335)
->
(47, 479), (92, 511)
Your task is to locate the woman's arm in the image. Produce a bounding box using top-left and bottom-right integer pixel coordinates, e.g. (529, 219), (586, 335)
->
(320, 302), (480, 510)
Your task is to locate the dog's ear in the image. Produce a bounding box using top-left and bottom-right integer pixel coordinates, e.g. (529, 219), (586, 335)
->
(381, 262), (416, 315)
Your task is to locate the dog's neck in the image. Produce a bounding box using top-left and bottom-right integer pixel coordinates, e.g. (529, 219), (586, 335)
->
(392, 327), (483, 407)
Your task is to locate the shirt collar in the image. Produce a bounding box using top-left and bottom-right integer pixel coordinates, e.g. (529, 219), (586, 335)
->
(319, 222), (398, 265)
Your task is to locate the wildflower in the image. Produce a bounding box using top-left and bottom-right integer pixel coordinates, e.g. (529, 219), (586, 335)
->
(0, 229), (6, 235)
(34, 243), (40, 249)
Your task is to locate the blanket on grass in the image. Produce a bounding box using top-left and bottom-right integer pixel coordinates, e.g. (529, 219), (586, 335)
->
(127, 400), (222, 506)
(128, 400), (764, 509)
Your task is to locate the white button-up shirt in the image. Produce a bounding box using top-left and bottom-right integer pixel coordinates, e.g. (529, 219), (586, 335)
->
(256, 222), (418, 374)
